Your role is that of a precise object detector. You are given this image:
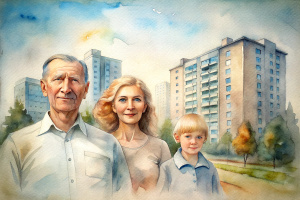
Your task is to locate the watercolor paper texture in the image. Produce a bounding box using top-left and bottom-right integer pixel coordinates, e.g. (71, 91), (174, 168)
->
(0, 0), (299, 200)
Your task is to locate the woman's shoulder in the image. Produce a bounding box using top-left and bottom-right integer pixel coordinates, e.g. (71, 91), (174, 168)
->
(147, 135), (168, 146)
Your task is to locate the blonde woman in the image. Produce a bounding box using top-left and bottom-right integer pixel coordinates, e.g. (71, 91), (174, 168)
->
(93, 75), (171, 194)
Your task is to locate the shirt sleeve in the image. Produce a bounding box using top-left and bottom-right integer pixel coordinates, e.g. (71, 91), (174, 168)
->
(155, 163), (170, 196)
(0, 135), (22, 199)
(112, 140), (132, 200)
(159, 140), (172, 166)
(212, 166), (225, 199)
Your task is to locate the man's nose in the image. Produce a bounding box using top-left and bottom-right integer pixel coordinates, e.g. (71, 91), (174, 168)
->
(61, 79), (71, 93)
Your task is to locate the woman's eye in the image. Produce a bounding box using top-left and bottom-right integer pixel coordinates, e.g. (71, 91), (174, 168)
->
(119, 98), (126, 102)
(134, 98), (142, 102)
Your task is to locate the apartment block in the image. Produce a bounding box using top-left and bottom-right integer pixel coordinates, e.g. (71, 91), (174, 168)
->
(84, 49), (122, 107)
(14, 77), (50, 122)
(170, 36), (287, 143)
(155, 81), (170, 126)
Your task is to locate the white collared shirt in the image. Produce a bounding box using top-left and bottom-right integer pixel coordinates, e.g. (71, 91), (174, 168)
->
(0, 112), (131, 200)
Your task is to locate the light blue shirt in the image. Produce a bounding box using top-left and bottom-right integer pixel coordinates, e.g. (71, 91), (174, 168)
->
(156, 148), (224, 199)
(0, 112), (131, 200)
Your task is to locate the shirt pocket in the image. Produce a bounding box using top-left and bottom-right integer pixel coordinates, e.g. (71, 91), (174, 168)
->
(84, 151), (111, 179)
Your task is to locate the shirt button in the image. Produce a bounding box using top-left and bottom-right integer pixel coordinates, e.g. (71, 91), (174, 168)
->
(193, 180), (196, 183)
(71, 179), (74, 183)
(66, 139), (70, 142)
(68, 158), (72, 161)
(193, 174), (195, 176)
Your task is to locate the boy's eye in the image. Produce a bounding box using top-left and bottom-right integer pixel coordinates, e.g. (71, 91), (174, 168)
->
(197, 136), (203, 139)
(185, 135), (190, 138)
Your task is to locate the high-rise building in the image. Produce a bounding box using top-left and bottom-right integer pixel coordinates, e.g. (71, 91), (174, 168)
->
(84, 49), (122, 107)
(14, 77), (50, 122)
(170, 37), (287, 143)
(155, 81), (170, 126)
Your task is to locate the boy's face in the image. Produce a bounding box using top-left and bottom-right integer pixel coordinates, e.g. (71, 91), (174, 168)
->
(174, 131), (206, 156)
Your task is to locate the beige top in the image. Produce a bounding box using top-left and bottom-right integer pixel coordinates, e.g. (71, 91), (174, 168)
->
(122, 135), (171, 192)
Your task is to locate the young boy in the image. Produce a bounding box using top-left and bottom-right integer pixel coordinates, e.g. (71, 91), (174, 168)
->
(156, 114), (224, 199)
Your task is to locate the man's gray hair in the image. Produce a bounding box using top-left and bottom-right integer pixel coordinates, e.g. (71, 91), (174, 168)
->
(42, 54), (89, 83)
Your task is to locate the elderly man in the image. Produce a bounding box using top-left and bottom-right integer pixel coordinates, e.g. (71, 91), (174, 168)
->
(0, 54), (131, 199)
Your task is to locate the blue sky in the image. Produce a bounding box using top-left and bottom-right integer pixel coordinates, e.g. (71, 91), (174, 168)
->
(0, 0), (299, 123)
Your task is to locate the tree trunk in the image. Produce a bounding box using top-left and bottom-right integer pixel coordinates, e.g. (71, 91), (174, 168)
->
(273, 157), (276, 169)
(244, 154), (248, 167)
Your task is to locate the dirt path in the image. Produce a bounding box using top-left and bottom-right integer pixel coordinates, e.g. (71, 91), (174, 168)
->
(218, 169), (299, 200)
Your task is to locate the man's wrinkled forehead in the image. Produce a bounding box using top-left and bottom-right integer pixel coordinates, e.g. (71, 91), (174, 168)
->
(45, 59), (84, 78)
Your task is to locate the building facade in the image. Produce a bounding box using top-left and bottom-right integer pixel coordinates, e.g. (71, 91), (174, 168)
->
(14, 77), (50, 123)
(155, 81), (170, 126)
(84, 49), (122, 107)
(170, 37), (287, 143)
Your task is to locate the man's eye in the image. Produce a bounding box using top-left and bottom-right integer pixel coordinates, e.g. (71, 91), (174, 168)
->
(72, 79), (78, 82)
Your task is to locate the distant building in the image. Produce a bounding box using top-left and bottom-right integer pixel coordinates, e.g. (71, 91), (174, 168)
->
(155, 81), (170, 126)
(170, 36), (287, 143)
(14, 77), (50, 122)
(84, 49), (122, 107)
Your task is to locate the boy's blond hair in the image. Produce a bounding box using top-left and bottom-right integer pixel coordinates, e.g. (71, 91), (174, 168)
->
(173, 114), (208, 138)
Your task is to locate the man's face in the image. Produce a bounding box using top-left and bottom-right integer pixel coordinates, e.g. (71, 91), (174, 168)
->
(40, 59), (89, 114)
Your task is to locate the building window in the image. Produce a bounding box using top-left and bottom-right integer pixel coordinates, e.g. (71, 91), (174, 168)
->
(277, 95), (280, 100)
(258, 118), (262, 124)
(176, 103), (178, 106)
(276, 79), (279, 84)
(226, 60), (231, 66)
(270, 94), (273, 99)
(277, 87), (279, 92)
(226, 85), (231, 92)
(226, 94), (231, 100)
(257, 83), (261, 89)
(257, 74), (261, 80)
(176, 83), (179, 86)
(94, 65), (97, 68)
(276, 71), (280, 76)
(256, 48), (261, 54)
(176, 90), (179, 93)
(276, 55), (280, 62)
(227, 120), (231, 126)
(176, 110), (179, 113)
(226, 51), (231, 57)
(270, 102), (273, 108)
(258, 109), (262, 116)
(270, 69), (273, 74)
(270, 86), (273, 91)
(258, 101), (262, 107)
(270, 61), (273, 66)
(258, 128), (262, 133)
(276, 64), (280, 69)
(211, 130), (218, 135)
(258, 92), (262, 97)
(226, 111), (231, 118)
(176, 76), (178, 80)
(270, 77), (273, 83)
(176, 70), (179, 73)
(256, 57), (261, 63)
(227, 103), (231, 109)
(176, 97), (178, 100)
(227, 128), (231, 132)
(270, 53), (273, 58)
(225, 68), (231, 75)
(277, 103), (280, 109)
(256, 65), (261, 71)
(270, 111), (273, 117)
(225, 78), (231, 84)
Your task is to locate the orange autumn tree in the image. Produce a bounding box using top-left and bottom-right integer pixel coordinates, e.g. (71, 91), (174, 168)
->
(232, 122), (257, 167)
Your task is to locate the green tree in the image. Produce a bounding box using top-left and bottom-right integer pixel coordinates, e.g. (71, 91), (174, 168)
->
(159, 118), (180, 156)
(219, 132), (233, 162)
(81, 109), (96, 126)
(232, 122), (257, 167)
(1, 100), (34, 145)
(257, 115), (295, 169)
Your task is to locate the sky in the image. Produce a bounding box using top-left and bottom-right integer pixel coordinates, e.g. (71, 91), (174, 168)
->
(0, 0), (300, 124)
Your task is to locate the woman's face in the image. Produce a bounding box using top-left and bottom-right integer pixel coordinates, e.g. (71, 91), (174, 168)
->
(113, 85), (147, 126)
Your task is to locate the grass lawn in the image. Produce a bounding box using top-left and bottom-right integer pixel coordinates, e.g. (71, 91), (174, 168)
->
(214, 163), (295, 184)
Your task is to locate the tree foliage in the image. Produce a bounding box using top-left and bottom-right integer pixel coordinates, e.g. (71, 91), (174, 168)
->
(232, 122), (257, 167)
(81, 109), (96, 126)
(257, 115), (295, 168)
(159, 118), (180, 156)
(0, 100), (34, 145)
(219, 132), (233, 161)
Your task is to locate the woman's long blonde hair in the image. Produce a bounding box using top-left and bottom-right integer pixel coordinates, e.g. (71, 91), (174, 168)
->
(93, 75), (157, 136)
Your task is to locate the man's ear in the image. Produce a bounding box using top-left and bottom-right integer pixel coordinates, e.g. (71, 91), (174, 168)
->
(40, 79), (48, 97)
(173, 133), (180, 143)
(83, 81), (90, 99)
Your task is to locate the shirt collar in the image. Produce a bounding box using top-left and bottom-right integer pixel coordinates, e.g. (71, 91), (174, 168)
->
(39, 111), (87, 136)
(174, 147), (210, 169)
